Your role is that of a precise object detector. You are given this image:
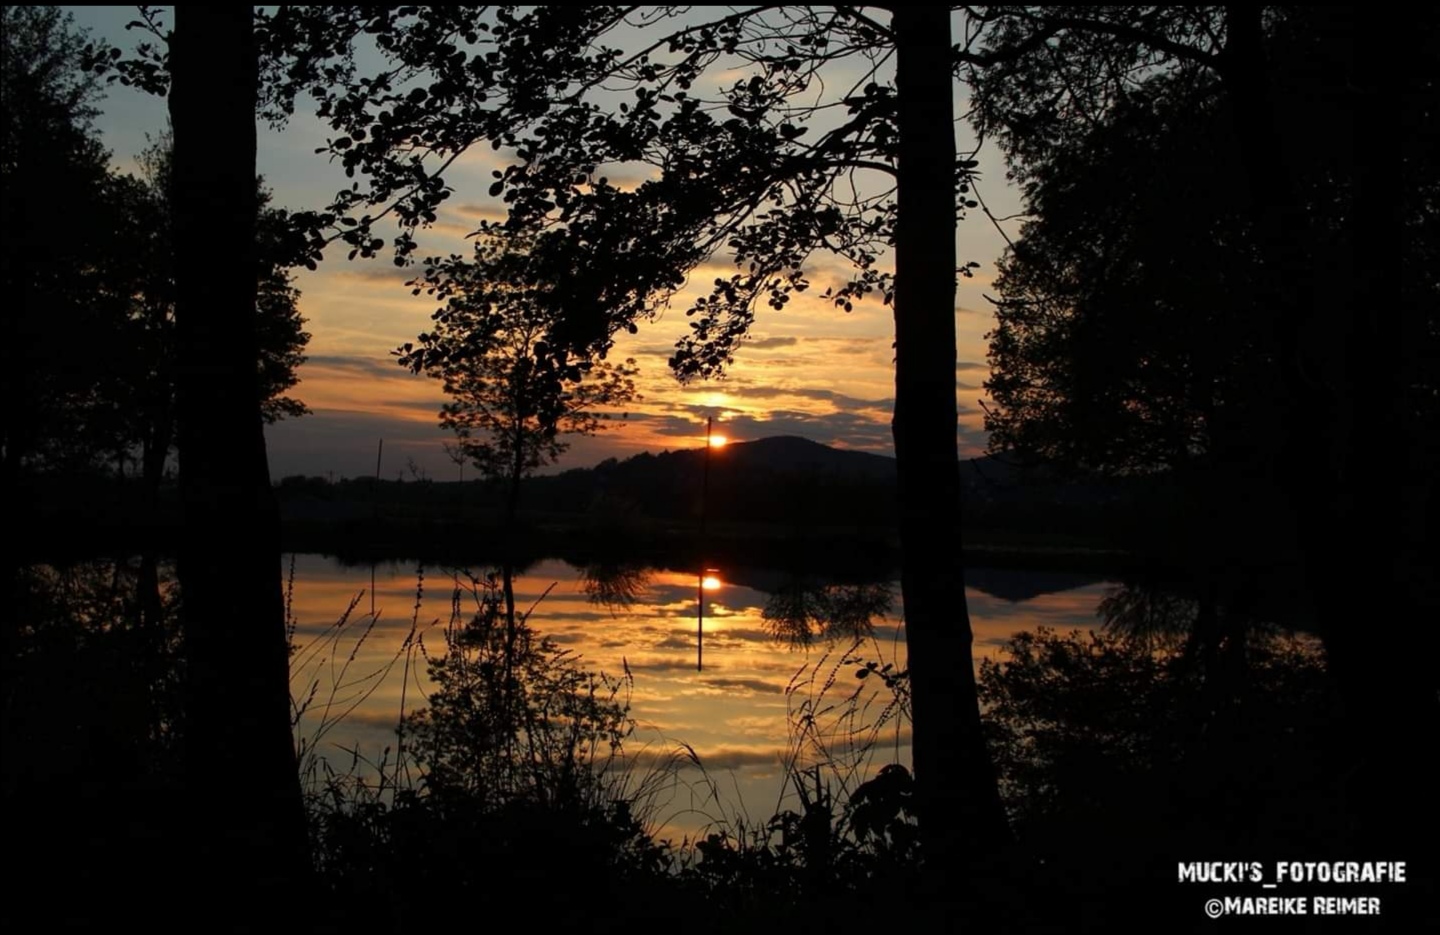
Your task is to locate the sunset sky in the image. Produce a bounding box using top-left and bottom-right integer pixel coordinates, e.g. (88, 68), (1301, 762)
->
(69, 7), (1025, 480)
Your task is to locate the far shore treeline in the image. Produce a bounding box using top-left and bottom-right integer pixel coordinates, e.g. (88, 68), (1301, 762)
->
(21, 434), (1181, 571)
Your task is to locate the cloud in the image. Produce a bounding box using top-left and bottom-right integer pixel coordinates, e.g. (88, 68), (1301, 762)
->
(305, 354), (406, 380)
(684, 745), (786, 771)
(702, 627), (776, 645)
(326, 263), (428, 287)
(317, 709), (403, 731)
(725, 386), (893, 412)
(957, 419), (989, 458)
(631, 409), (894, 452)
(265, 408), (452, 480)
(633, 342), (683, 358)
(619, 744), (783, 772)
(701, 676), (783, 695)
(451, 202), (507, 223)
(956, 360), (988, 372)
(743, 336), (799, 350)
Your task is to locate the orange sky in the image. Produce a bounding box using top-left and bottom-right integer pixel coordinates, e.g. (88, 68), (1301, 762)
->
(71, 7), (1024, 480)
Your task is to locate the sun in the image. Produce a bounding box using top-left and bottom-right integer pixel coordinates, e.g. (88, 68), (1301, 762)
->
(707, 434), (728, 449)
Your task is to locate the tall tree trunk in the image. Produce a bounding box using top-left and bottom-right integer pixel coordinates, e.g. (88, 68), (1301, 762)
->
(169, 5), (308, 917)
(891, 5), (1011, 882)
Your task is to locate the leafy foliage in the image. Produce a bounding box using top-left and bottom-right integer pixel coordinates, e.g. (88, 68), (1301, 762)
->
(982, 76), (1261, 475)
(396, 228), (638, 492)
(402, 570), (636, 811)
(299, 569), (672, 922)
(763, 578), (893, 649)
(130, 138), (313, 431)
(2, 6), (129, 473)
(4, 557), (188, 928)
(580, 559), (652, 613)
(2, 9), (310, 478)
(979, 625), (1334, 831)
(971, 6), (1440, 477)
(239, 7), (995, 373)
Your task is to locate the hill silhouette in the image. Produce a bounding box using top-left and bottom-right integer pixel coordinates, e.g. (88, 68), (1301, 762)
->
(516, 435), (1134, 533)
(264, 434), (1138, 534)
(529, 434), (900, 528)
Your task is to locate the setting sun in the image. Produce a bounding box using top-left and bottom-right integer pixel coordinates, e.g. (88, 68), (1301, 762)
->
(708, 435), (729, 449)
(701, 574), (723, 591)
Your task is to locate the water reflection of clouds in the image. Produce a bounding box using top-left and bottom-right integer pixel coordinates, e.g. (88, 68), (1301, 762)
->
(625, 657), (704, 673)
(286, 554), (1117, 835)
(653, 636), (700, 651)
(967, 581), (1111, 663)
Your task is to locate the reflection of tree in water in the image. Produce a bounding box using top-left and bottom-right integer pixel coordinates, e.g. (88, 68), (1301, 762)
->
(980, 623), (1336, 842)
(1097, 582), (1196, 649)
(6, 558), (187, 915)
(7, 559), (185, 767)
(1097, 574), (1286, 689)
(763, 578), (894, 650)
(580, 561), (652, 615)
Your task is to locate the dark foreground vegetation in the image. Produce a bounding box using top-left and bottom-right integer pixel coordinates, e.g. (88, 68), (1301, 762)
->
(7, 556), (1435, 932)
(5, 5), (1436, 932)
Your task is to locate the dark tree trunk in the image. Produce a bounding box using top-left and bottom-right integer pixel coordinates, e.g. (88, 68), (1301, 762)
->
(891, 5), (1011, 881)
(168, 5), (308, 915)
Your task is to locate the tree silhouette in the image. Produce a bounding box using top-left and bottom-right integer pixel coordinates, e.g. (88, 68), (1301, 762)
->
(981, 80), (1258, 477)
(6, 17), (316, 911)
(398, 226), (639, 654)
(967, 4), (1439, 853)
(256, 4), (1020, 874)
(2, 10), (311, 484)
(397, 228), (640, 528)
(117, 138), (312, 502)
(2, 6), (129, 478)
(166, 5), (309, 913)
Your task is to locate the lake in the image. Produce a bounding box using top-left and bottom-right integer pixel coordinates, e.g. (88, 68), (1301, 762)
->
(286, 553), (1116, 839)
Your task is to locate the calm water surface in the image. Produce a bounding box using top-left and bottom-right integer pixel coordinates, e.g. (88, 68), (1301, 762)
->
(287, 553), (1116, 837)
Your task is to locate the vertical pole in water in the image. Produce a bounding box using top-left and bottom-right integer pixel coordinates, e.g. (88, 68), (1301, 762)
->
(372, 438), (383, 617)
(698, 416), (712, 671)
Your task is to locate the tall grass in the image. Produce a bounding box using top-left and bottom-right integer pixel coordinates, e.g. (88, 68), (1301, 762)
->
(286, 559), (924, 914)
(670, 631), (919, 911)
(288, 562), (688, 912)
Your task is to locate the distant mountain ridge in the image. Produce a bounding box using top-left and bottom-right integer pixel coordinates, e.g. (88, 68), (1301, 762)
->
(269, 434), (1143, 546)
(579, 434), (1039, 481)
(520, 434), (1112, 527)
(664, 434), (897, 479)
(577, 434), (1055, 489)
